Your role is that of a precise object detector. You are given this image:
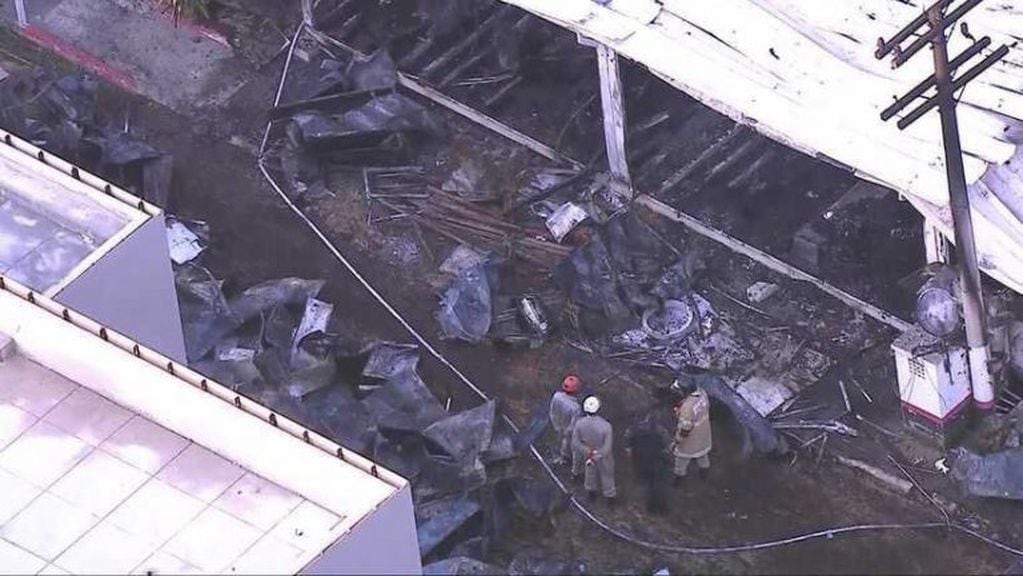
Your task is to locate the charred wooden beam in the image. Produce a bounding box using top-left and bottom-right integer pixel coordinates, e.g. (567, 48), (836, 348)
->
(420, 5), (514, 80)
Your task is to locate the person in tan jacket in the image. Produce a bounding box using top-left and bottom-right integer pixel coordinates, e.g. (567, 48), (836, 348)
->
(672, 387), (712, 485)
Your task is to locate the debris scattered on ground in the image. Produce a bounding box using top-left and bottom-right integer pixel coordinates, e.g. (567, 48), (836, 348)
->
(746, 281), (779, 304)
(835, 455), (912, 495)
(436, 261), (497, 343)
(442, 158), (499, 202)
(671, 371), (788, 457)
(951, 447), (1023, 500)
(0, 69), (174, 205)
(271, 49), (444, 203)
(166, 217), (209, 265)
(417, 497), (482, 558)
(170, 217), (554, 563)
(507, 550), (580, 576)
(545, 201), (588, 242)
(439, 245), (488, 276)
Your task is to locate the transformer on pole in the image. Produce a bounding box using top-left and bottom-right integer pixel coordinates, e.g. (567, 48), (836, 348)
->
(876, 0), (1008, 411)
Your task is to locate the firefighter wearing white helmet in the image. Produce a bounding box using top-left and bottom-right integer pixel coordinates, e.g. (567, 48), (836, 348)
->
(571, 395), (616, 503)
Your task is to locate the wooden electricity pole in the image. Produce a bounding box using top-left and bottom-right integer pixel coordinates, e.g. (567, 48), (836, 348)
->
(876, 0), (1008, 410)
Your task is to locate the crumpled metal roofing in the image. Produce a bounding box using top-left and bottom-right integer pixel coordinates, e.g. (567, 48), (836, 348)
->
(498, 0), (1023, 293)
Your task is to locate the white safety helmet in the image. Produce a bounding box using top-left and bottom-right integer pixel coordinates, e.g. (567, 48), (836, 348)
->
(583, 395), (601, 415)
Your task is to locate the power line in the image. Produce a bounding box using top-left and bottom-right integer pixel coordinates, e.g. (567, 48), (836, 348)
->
(255, 13), (1023, 561)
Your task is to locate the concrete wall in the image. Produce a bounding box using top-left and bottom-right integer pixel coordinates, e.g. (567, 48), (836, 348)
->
(54, 215), (186, 362)
(302, 484), (422, 576)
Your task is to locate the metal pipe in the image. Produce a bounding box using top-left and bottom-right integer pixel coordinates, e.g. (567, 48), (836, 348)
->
(927, 6), (995, 410)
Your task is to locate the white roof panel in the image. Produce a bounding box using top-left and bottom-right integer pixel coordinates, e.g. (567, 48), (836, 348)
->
(498, 0), (1023, 293)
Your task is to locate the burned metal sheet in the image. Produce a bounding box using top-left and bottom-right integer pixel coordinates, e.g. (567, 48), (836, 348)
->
(174, 263), (236, 362)
(344, 49), (399, 92)
(417, 497), (482, 559)
(372, 431), (428, 481)
(90, 131), (160, 166)
(424, 401), (496, 483)
(363, 366), (446, 433)
(362, 341), (421, 382)
(228, 277), (325, 324)
(289, 94), (440, 149)
(436, 262), (496, 343)
(304, 384), (375, 454)
(513, 400), (550, 453)
(287, 332), (338, 399)
(291, 298), (334, 361)
(952, 448), (1023, 500)
(553, 235), (628, 320)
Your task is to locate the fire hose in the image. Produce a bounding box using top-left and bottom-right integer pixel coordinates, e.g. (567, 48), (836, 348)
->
(254, 19), (1023, 560)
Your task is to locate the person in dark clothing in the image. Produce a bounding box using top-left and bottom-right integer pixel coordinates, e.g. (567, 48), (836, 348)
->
(624, 413), (672, 514)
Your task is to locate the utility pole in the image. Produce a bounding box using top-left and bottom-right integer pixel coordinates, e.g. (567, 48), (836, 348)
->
(876, 0), (1008, 411)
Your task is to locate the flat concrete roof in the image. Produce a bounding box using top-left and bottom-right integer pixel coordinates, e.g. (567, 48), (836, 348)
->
(0, 131), (150, 296)
(0, 275), (406, 574)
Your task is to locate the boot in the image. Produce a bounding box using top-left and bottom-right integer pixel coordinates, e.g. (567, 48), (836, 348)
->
(587, 490), (598, 502)
(698, 467), (710, 480)
(673, 474), (686, 488)
(605, 496), (617, 508)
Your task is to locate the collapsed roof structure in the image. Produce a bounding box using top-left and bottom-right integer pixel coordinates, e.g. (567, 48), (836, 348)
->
(495, 0), (1023, 294)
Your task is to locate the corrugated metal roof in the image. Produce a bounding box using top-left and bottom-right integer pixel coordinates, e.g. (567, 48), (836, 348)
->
(498, 0), (1023, 292)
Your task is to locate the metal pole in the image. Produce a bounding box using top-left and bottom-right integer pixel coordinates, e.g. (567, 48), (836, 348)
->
(14, 0), (27, 27)
(927, 6), (995, 410)
(301, 0), (315, 28)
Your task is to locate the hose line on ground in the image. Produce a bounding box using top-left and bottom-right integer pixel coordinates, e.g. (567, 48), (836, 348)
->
(254, 22), (1023, 560)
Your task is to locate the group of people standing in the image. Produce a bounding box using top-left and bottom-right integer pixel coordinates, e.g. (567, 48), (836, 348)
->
(549, 374), (714, 511)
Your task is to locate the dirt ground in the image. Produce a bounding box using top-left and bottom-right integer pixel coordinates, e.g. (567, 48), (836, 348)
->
(1, 14), (1022, 574)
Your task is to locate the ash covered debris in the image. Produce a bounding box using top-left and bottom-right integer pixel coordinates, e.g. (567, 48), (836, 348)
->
(0, 69), (174, 206)
(268, 48), (445, 203)
(952, 448), (1023, 500)
(170, 220), (565, 565)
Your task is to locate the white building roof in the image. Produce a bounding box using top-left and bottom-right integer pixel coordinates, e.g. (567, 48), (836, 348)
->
(0, 275), (408, 574)
(0, 134), (150, 295)
(498, 0), (1023, 293)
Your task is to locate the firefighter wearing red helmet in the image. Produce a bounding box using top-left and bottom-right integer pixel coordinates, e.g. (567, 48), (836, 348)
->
(549, 375), (583, 464)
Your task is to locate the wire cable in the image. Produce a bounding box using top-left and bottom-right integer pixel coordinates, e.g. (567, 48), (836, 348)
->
(254, 18), (1023, 561)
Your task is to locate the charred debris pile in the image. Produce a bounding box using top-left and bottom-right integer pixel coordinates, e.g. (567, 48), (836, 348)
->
(170, 225), (571, 570)
(0, 68), (173, 206)
(262, 44), (761, 374)
(224, 7), (801, 561)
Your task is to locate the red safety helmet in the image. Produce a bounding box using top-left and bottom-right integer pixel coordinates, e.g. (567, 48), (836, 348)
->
(562, 375), (581, 394)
